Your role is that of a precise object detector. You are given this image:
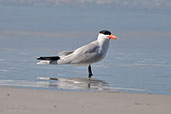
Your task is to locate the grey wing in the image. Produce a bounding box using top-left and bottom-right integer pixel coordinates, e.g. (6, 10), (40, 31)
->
(70, 41), (103, 64)
(57, 41), (103, 65)
(58, 50), (74, 56)
(77, 41), (99, 53)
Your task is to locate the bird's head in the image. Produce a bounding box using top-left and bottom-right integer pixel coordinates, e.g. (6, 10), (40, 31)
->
(98, 30), (117, 40)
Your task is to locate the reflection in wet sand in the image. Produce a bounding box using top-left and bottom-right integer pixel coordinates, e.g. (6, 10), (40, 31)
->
(0, 77), (112, 91)
(38, 77), (110, 91)
(0, 77), (145, 92)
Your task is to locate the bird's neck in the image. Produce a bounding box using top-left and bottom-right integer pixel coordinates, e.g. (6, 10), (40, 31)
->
(97, 34), (109, 45)
(97, 35), (110, 54)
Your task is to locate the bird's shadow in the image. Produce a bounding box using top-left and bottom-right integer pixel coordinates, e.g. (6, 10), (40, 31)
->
(38, 77), (110, 91)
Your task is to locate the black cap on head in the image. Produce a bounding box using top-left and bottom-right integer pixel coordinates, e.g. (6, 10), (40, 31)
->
(99, 30), (111, 35)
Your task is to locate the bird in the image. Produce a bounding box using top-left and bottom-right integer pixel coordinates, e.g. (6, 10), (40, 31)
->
(37, 30), (117, 79)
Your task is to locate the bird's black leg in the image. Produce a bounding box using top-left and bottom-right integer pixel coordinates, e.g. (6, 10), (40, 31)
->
(88, 65), (93, 79)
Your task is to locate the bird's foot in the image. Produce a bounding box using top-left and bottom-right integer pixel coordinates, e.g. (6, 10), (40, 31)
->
(88, 73), (93, 80)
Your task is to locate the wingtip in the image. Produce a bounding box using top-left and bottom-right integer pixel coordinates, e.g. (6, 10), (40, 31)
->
(37, 57), (41, 60)
(37, 57), (44, 60)
(36, 56), (60, 60)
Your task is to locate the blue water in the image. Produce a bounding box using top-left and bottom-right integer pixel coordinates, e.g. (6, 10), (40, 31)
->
(0, 5), (171, 94)
(0, 35), (171, 94)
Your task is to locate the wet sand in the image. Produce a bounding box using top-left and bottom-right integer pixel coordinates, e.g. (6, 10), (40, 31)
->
(0, 86), (171, 114)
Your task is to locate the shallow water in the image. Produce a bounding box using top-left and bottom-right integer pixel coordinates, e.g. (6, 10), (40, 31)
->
(0, 36), (171, 94)
(0, 6), (171, 94)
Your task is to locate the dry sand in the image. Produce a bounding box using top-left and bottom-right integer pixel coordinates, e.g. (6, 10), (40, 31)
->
(0, 86), (171, 114)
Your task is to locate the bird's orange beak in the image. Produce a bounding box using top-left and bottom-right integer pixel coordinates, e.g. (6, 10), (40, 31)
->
(108, 34), (117, 40)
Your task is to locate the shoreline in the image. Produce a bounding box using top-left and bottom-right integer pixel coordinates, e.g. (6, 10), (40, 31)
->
(0, 86), (171, 114)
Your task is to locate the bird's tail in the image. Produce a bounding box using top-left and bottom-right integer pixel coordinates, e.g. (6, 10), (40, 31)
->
(37, 56), (60, 64)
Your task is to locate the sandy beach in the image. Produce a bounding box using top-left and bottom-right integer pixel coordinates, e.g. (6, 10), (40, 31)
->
(0, 87), (171, 114)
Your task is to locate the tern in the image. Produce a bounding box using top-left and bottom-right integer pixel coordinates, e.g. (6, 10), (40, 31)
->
(37, 30), (117, 79)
